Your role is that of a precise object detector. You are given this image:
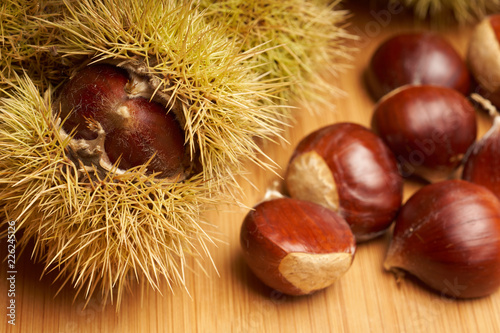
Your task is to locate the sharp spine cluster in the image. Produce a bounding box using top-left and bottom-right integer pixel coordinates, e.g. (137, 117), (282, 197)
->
(0, 0), (351, 307)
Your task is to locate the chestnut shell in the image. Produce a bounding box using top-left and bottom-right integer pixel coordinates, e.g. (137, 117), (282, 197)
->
(372, 85), (477, 182)
(462, 117), (500, 198)
(240, 197), (355, 295)
(366, 32), (470, 101)
(104, 98), (187, 177)
(285, 122), (403, 242)
(467, 14), (500, 109)
(58, 64), (130, 140)
(385, 180), (500, 299)
(56, 64), (189, 179)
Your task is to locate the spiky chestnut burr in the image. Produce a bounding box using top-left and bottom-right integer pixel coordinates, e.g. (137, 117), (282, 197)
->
(0, 1), (67, 94)
(198, 0), (353, 113)
(0, 0), (289, 308)
(0, 76), (218, 307)
(370, 0), (500, 24)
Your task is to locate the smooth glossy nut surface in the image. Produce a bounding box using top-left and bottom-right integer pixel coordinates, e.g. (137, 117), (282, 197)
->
(367, 32), (470, 101)
(57, 64), (188, 179)
(240, 197), (356, 295)
(285, 122), (403, 242)
(58, 64), (130, 140)
(384, 180), (500, 299)
(372, 85), (477, 182)
(104, 98), (187, 177)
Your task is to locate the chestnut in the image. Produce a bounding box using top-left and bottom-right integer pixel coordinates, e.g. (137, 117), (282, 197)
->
(371, 85), (477, 182)
(462, 106), (500, 198)
(56, 64), (189, 179)
(285, 122), (403, 242)
(240, 197), (356, 295)
(366, 32), (470, 101)
(57, 64), (130, 140)
(384, 180), (500, 299)
(468, 14), (500, 108)
(104, 98), (187, 177)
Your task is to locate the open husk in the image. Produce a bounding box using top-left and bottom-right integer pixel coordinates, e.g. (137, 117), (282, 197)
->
(0, 0), (353, 307)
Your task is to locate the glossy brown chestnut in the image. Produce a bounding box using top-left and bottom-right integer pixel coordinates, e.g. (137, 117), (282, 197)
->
(366, 32), (470, 101)
(463, 115), (500, 198)
(468, 14), (500, 108)
(285, 122), (403, 242)
(372, 85), (477, 182)
(384, 180), (500, 299)
(240, 197), (356, 295)
(57, 64), (130, 140)
(56, 64), (189, 179)
(104, 98), (187, 177)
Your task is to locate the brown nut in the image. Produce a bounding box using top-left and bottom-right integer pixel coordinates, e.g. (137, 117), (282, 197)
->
(285, 122), (403, 242)
(57, 63), (190, 179)
(367, 32), (470, 101)
(384, 180), (500, 299)
(240, 197), (356, 295)
(372, 85), (477, 182)
(463, 115), (500, 199)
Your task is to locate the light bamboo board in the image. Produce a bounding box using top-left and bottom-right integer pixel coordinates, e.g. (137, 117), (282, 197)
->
(1, 3), (500, 333)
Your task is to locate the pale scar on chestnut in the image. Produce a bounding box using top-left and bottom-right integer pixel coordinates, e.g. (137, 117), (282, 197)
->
(279, 252), (353, 294)
(286, 151), (340, 211)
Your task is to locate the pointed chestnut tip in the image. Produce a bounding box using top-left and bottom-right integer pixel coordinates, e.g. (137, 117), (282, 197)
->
(384, 180), (500, 299)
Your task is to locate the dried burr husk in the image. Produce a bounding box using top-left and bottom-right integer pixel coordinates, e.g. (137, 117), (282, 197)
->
(198, 0), (354, 114)
(0, 0), (284, 307)
(0, 0), (353, 307)
(0, 0), (69, 95)
(370, 0), (500, 24)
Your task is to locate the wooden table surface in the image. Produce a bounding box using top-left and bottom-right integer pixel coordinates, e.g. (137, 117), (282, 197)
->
(2, 2), (500, 333)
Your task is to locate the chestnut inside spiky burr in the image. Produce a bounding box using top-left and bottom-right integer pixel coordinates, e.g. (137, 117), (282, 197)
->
(56, 64), (191, 180)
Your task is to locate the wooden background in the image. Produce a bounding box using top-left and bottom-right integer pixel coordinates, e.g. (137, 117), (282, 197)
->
(2, 2), (500, 332)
